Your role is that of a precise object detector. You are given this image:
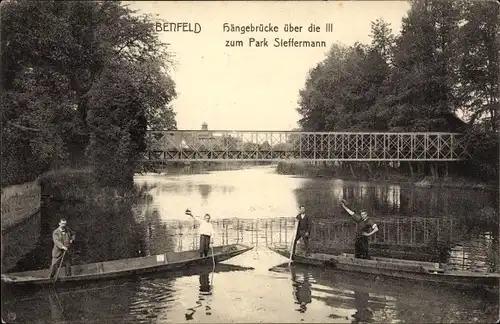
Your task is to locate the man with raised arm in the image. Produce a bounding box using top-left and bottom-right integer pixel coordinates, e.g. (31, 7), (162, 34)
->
(340, 199), (378, 259)
(185, 209), (215, 258)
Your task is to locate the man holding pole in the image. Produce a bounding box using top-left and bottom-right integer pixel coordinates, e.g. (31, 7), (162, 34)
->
(48, 218), (76, 278)
(185, 209), (215, 258)
(340, 199), (378, 259)
(292, 205), (312, 257)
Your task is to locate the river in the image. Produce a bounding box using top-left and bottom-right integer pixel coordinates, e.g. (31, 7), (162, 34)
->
(2, 165), (498, 323)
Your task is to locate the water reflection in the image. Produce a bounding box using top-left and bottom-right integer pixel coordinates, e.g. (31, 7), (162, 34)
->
(2, 167), (498, 323)
(270, 263), (498, 323)
(1, 212), (42, 273)
(290, 266), (312, 313)
(3, 183), (177, 274)
(139, 206), (178, 256)
(4, 205), (497, 275)
(351, 291), (373, 323)
(136, 168), (497, 229)
(448, 231), (499, 273)
(293, 177), (496, 221)
(185, 272), (213, 320)
(4, 277), (142, 323)
(128, 278), (176, 323)
(48, 293), (64, 322)
(3, 263), (254, 323)
(135, 167), (305, 220)
(198, 184), (212, 201)
(109, 211), (498, 273)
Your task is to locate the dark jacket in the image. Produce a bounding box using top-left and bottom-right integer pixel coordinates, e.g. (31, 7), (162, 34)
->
(352, 214), (375, 238)
(296, 213), (312, 234)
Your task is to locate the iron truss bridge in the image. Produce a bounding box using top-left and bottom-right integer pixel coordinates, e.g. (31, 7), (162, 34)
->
(141, 130), (470, 162)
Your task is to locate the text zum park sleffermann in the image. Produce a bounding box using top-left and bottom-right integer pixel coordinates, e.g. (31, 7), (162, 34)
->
(155, 22), (334, 48)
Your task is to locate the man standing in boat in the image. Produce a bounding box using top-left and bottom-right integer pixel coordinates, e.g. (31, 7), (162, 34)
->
(185, 209), (215, 258)
(340, 199), (378, 259)
(49, 218), (76, 278)
(292, 205), (312, 256)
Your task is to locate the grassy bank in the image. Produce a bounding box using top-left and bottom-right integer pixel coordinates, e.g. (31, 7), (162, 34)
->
(276, 161), (497, 191)
(39, 163), (275, 200)
(38, 167), (125, 201)
(139, 161), (275, 174)
(1, 179), (41, 231)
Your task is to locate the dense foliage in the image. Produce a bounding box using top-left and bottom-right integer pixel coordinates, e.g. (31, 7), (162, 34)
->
(1, 0), (177, 187)
(297, 0), (499, 179)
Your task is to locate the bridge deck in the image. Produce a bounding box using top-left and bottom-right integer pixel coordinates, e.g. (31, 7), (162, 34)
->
(142, 131), (469, 162)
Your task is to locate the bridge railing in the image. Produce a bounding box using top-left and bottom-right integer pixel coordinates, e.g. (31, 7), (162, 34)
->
(142, 131), (469, 161)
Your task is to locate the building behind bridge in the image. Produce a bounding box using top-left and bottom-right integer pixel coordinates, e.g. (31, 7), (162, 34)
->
(148, 123), (244, 151)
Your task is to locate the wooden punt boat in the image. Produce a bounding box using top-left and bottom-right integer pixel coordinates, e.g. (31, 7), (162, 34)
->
(268, 246), (500, 291)
(1, 244), (253, 286)
(4, 263), (255, 304)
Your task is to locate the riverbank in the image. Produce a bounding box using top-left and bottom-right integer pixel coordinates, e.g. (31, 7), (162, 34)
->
(38, 167), (138, 202)
(276, 161), (497, 191)
(39, 167), (98, 201)
(140, 161), (275, 174)
(37, 161), (498, 204)
(38, 163), (276, 201)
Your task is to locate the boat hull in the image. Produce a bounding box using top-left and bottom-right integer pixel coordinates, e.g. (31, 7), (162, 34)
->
(269, 246), (500, 290)
(2, 244), (253, 287)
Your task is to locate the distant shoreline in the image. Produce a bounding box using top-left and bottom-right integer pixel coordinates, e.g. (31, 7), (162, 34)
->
(276, 161), (497, 191)
(33, 161), (498, 204)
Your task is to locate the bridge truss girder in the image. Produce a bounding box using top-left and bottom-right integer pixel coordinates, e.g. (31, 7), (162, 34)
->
(141, 131), (470, 162)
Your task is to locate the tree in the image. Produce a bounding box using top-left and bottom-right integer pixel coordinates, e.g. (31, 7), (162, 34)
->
(297, 63), (331, 131)
(370, 18), (396, 63)
(339, 43), (391, 131)
(457, 1), (499, 132)
(297, 37), (391, 132)
(380, 0), (463, 131)
(1, 0), (177, 187)
(294, 0), (497, 182)
(297, 44), (355, 131)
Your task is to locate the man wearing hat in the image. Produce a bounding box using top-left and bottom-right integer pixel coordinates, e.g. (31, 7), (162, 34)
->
(49, 218), (76, 278)
(340, 199), (378, 259)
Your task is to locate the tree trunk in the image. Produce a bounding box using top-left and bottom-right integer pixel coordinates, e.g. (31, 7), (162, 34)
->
(366, 162), (373, 177)
(349, 163), (356, 178)
(430, 163), (439, 179)
(408, 161), (414, 179)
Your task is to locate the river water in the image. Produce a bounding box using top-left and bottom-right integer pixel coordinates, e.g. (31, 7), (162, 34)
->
(2, 166), (499, 323)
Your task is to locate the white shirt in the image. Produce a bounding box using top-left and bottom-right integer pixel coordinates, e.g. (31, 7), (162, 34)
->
(194, 216), (214, 237)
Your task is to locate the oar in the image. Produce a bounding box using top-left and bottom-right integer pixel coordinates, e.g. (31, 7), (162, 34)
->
(289, 221), (299, 265)
(49, 288), (66, 321)
(210, 244), (215, 285)
(53, 250), (67, 285)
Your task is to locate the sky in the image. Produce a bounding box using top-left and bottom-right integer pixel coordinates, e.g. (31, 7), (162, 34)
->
(127, 1), (411, 131)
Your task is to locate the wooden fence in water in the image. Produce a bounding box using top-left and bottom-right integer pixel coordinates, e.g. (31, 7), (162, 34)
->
(160, 216), (463, 252)
(143, 216), (496, 271)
